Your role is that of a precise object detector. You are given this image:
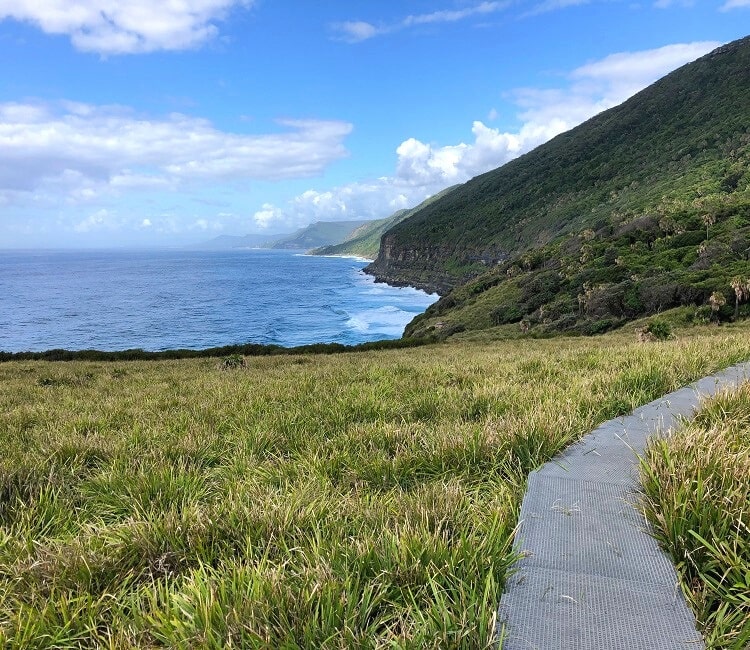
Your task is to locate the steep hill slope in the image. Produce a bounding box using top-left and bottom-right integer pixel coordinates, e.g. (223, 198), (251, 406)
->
(311, 186), (458, 259)
(365, 36), (750, 336)
(269, 220), (369, 250)
(368, 37), (750, 292)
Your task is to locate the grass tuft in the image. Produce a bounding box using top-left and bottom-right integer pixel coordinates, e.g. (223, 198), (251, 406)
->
(641, 381), (750, 649)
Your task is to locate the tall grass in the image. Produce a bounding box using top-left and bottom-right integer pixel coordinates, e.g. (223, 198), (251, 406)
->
(1, 325), (749, 647)
(641, 380), (750, 649)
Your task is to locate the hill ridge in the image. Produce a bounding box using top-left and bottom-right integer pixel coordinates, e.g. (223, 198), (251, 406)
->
(364, 35), (750, 337)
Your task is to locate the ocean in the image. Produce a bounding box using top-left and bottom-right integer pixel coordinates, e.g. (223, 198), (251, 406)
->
(0, 249), (438, 352)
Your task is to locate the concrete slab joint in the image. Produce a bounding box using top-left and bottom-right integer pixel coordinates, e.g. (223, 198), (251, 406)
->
(496, 361), (750, 650)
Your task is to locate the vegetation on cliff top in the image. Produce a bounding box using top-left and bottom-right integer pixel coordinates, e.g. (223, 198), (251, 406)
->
(366, 36), (750, 338)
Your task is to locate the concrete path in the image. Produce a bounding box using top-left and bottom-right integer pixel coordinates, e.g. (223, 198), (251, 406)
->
(496, 361), (750, 650)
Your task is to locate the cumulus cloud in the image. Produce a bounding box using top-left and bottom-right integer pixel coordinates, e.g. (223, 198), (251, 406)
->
(74, 208), (113, 232)
(253, 203), (286, 229)
(381, 117), (569, 192)
(255, 41), (720, 231)
(721, 0), (750, 8)
(0, 0), (253, 54)
(0, 101), (352, 204)
(332, 1), (508, 43)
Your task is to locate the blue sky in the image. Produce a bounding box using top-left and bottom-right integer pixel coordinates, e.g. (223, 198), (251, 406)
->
(0, 1), (748, 248)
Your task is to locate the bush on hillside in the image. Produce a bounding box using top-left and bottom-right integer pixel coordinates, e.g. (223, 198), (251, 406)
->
(637, 318), (674, 342)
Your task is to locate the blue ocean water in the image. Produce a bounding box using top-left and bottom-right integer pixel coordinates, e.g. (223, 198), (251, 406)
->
(0, 249), (438, 352)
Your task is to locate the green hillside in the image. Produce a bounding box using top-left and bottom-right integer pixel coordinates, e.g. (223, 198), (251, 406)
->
(312, 186), (458, 259)
(364, 36), (750, 337)
(269, 220), (369, 250)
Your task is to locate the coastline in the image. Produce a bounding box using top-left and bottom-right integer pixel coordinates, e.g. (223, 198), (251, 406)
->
(302, 252), (375, 263)
(304, 250), (442, 297)
(363, 262), (447, 297)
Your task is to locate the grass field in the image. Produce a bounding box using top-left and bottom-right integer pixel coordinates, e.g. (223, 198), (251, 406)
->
(642, 379), (750, 649)
(2, 323), (750, 648)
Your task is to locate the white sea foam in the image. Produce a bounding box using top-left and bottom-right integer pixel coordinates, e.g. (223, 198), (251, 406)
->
(353, 269), (438, 302)
(346, 305), (414, 337)
(318, 253), (374, 263)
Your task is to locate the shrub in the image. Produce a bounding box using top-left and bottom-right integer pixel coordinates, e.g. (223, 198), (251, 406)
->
(637, 318), (673, 342)
(442, 322), (466, 338)
(490, 304), (523, 325)
(689, 306), (710, 324)
(580, 318), (617, 335)
(219, 354), (246, 370)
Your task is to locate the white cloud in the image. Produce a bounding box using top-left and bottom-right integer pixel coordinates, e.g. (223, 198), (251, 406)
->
(721, 0), (750, 8)
(334, 20), (379, 43)
(254, 41), (720, 231)
(391, 118), (569, 190)
(0, 102), (352, 205)
(74, 208), (112, 232)
(401, 2), (508, 25)
(0, 0), (253, 54)
(571, 41), (717, 91)
(525, 0), (593, 16)
(332, 1), (508, 43)
(653, 0), (695, 7)
(190, 218), (221, 233)
(253, 203), (286, 229)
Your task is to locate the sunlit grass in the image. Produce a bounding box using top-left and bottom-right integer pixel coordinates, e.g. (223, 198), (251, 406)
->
(1, 324), (750, 647)
(641, 379), (750, 650)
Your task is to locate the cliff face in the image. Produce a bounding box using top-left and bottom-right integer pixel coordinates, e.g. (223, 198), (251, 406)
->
(367, 233), (508, 294)
(366, 237), (453, 294)
(364, 36), (750, 298)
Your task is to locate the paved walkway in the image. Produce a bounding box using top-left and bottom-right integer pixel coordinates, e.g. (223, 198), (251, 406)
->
(497, 361), (750, 650)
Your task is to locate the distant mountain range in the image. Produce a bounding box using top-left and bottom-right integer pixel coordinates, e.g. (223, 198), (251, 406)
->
(193, 191), (462, 257)
(362, 35), (750, 337)
(191, 232), (286, 250)
(310, 186), (459, 260)
(194, 220), (370, 252)
(268, 220), (369, 250)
